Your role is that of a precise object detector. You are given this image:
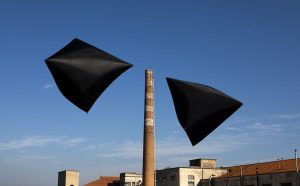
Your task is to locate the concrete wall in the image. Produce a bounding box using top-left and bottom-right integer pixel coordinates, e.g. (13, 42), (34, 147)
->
(179, 168), (227, 186)
(58, 170), (79, 186)
(120, 173), (142, 186)
(58, 171), (66, 186)
(156, 168), (180, 186)
(200, 160), (217, 169)
(201, 172), (299, 186)
(65, 171), (79, 186)
(189, 159), (217, 169)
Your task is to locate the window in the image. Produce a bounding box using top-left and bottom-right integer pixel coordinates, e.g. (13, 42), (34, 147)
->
(188, 175), (194, 186)
(281, 183), (292, 186)
(263, 184), (272, 186)
(163, 177), (167, 182)
(132, 182), (135, 186)
(125, 182), (131, 186)
(188, 175), (194, 180)
(170, 175), (176, 181)
(188, 181), (194, 186)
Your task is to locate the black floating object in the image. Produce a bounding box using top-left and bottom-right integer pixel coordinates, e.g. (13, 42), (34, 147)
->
(45, 38), (133, 112)
(166, 77), (242, 146)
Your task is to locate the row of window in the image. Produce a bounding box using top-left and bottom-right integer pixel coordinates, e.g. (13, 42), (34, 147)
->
(244, 183), (292, 186)
(160, 174), (194, 182)
(124, 182), (141, 186)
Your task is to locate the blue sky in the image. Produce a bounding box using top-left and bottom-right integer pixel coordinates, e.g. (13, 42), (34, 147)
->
(0, 1), (299, 186)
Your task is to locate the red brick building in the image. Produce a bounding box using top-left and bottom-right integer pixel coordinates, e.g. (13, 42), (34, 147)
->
(201, 158), (300, 186)
(84, 176), (119, 186)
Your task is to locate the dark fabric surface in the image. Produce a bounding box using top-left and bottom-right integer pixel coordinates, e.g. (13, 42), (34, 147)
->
(167, 77), (242, 146)
(45, 38), (133, 112)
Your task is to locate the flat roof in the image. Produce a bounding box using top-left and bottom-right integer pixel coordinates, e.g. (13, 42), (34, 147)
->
(58, 170), (79, 173)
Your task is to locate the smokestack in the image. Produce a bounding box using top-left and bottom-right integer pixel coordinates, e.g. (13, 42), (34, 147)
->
(142, 69), (155, 186)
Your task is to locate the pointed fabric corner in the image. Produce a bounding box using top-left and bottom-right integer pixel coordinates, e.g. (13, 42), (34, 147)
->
(45, 38), (133, 112)
(166, 77), (243, 146)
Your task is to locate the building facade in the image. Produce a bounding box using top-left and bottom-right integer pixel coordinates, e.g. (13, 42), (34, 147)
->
(200, 158), (300, 186)
(156, 159), (227, 186)
(82, 158), (299, 186)
(84, 176), (119, 186)
(58, 170), (79, 186)
(120, 172), (142, 186)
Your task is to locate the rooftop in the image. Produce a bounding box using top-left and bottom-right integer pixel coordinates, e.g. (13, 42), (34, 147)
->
(218, 158), (300, 178)
(83, 176), (119, 186)
(58, 170), (79, 173)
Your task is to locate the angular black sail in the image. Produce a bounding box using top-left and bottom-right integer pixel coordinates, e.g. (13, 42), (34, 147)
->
(166, 77), (242, 146)
(45, 38), (133, 112)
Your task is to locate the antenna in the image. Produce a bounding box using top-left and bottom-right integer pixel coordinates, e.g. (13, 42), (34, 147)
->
(296, 149), (299, 172)
(296, 149), (298, 186)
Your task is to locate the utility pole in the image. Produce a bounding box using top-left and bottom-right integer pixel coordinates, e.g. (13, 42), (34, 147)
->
(240, 165), (243, 186)
(296, 149), (298, 186)
(256, 167), (259, 186)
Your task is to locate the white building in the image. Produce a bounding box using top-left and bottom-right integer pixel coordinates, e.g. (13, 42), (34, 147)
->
(156, 158), (227, 186)
(58, 170), (79, 186)
(120, 172), (143, 186)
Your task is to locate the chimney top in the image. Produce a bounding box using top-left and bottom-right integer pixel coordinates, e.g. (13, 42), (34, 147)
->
(145, 69), (153, 73)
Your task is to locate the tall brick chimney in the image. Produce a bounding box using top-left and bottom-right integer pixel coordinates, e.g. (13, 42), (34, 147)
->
(142, 69), (155, 186)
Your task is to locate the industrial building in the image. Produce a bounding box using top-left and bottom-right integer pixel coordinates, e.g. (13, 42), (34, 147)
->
(156, 158), (227, 186)
(80, 157), (299, 186)
(200, 158), (300, 186)
(120, 172), (142, 186)
(81, 158), (226, 186)
(83, 173), (140, 186)
(84, 176), (119, 186)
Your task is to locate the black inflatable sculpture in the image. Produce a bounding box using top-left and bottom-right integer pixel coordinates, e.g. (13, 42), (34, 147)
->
(45, 38), (133, 112)
(167, 77), (243, 146)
